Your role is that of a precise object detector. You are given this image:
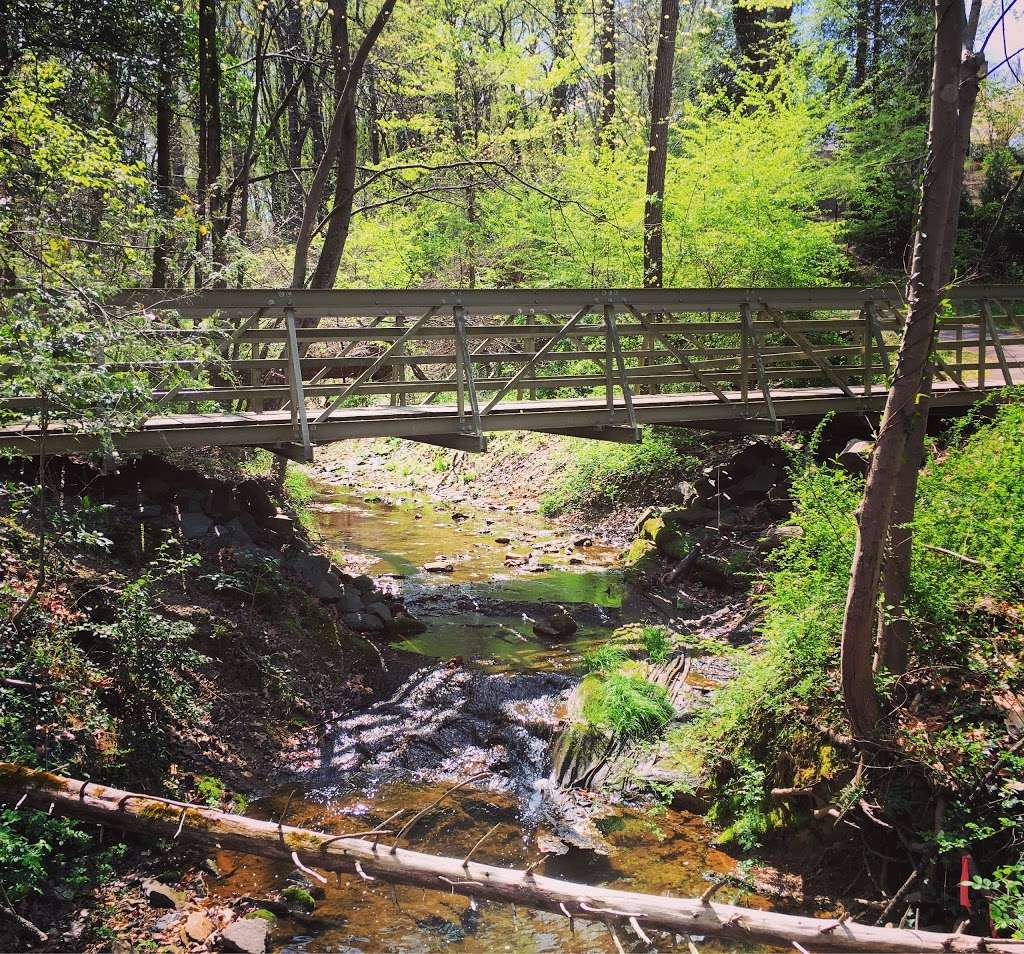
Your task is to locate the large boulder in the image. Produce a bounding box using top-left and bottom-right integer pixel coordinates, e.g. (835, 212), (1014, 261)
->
(532, 608), (578, 639)
(219, 917), (270, 954)
(285, 554), (331, 588)
(838, 438), (873, 475)
(180, 513), (213, 540)
(639, 515), (700, 560)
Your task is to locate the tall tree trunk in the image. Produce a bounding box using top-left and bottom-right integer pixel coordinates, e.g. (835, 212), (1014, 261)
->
(839, 0), (964, 738)
(152, 60), (173, 288)
(854, 0), (869, 85)
(643, 0), (678, 289)
(551, 0), (570, 145)
(598, 0), (616, 144)
(874, 26), (984, 677)
(196, 0), (223, 285)
(366, 64), (382, 164)
(291, 0), (398, 289)
(205, 0), (226, 283)
(732, 0), (791, 73)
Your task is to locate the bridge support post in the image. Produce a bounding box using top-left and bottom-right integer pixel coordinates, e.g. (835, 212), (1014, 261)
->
(393, 314), (406, 407)
(283, 306), (314, 462)
(742, 303), (778, 433)
(452, 304), (483, 443)
(604, 304), (639, 437)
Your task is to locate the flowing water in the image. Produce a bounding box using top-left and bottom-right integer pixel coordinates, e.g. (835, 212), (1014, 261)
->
(215, 486), (772, 952)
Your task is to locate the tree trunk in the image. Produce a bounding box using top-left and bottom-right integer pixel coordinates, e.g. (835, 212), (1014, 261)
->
(854, 0), (869, 85)
(550, 0), (570, 144)
(643, 0), (678, 289)
(152, 59), (173, 288)
(732, 0), (791, 73)
(291, 0), (398, 289)
(873, 18), (984, 678)
(839, 0), (963, 738)
(366, 65), (382, 164)
(1, 764), (1017, 954)
(197, 0), (223, 285)
(598, 0), (616, 144)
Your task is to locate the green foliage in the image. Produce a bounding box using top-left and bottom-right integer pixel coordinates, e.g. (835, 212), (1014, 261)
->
(196, 776), (226, 808)
(971, 858), (1024, 938)
(92, 576), (206, 722)
(582, 673), (674, 738)
(639, 625), (672, 664)
(678, 401), (1024, 860)
(0, 808), (92, 902)
(204, 550), (294, 617)
(584, 643), (629, 673)
(540, 428), (698, 515)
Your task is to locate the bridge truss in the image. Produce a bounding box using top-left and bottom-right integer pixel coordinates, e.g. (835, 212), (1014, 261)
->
(1, 286), (1022, 459)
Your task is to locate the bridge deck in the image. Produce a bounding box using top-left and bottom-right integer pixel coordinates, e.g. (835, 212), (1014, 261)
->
(1, 380), (1010, 456)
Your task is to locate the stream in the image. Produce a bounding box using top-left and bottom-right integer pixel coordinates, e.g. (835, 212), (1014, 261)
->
(214, 487), (772, 952)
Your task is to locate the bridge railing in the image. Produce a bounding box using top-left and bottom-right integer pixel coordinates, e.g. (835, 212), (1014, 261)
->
(2, 286), (1022, 457)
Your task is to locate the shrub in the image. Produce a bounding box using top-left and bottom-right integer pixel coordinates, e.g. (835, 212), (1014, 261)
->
(676, 399), (1024, 858)
(640, 625), (672, 663)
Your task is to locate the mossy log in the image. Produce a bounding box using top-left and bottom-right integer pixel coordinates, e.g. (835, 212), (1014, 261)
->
(0, 762), (1016, 954)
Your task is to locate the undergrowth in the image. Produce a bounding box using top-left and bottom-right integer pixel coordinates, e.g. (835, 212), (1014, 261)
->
(671, 399), (1024, 931)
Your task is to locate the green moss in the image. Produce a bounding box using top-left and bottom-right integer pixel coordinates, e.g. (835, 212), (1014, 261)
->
(640, 517), (698, 560)
(621, 539), (661, 583)
(251, 908), (278, 922)
(282, 885), (316, 912)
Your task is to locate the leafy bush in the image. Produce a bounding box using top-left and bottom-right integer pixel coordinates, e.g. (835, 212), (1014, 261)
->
(0, 808), (91, 903)
(582, 673), (674, 738)
(677, 400), (1024, 859)
(972, 858), (1024, 938)
(540, 427), (699, 515)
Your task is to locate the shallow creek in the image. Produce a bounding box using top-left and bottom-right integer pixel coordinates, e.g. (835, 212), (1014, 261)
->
(214, 488), (772, 952)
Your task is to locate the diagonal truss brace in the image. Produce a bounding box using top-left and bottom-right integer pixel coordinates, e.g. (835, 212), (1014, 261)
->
(481, 305), (591, 415)
(761, 304), (855, 398)
(315, 306), (438, 423)
(625, 305), (729, 402)
(981, 299), (1014, 386)
(149, 308), (265, 414)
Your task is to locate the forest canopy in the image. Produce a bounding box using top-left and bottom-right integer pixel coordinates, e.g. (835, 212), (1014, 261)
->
(0, 0), (1022, 291)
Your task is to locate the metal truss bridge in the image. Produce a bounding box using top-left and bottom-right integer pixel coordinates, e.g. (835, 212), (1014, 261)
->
(2, 286), (1021, 459)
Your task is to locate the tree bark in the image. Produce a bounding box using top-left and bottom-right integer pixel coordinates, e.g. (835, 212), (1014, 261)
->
(643, 0), (678, 289)
(598, 0), (616, 144)
(152, 58), (173, 288)
(197, 0), (224, 285)
(550, 0), (571, 144)
(839, 0), (963, 738)
(873, 17), (984, 678)
(854, 0), (869, 85)
(291, 0), (398, 289)
(1, 764), (1017, 954)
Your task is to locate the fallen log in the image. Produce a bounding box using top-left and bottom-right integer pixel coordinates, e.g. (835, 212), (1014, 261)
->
(0, 762), (1015, 954)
